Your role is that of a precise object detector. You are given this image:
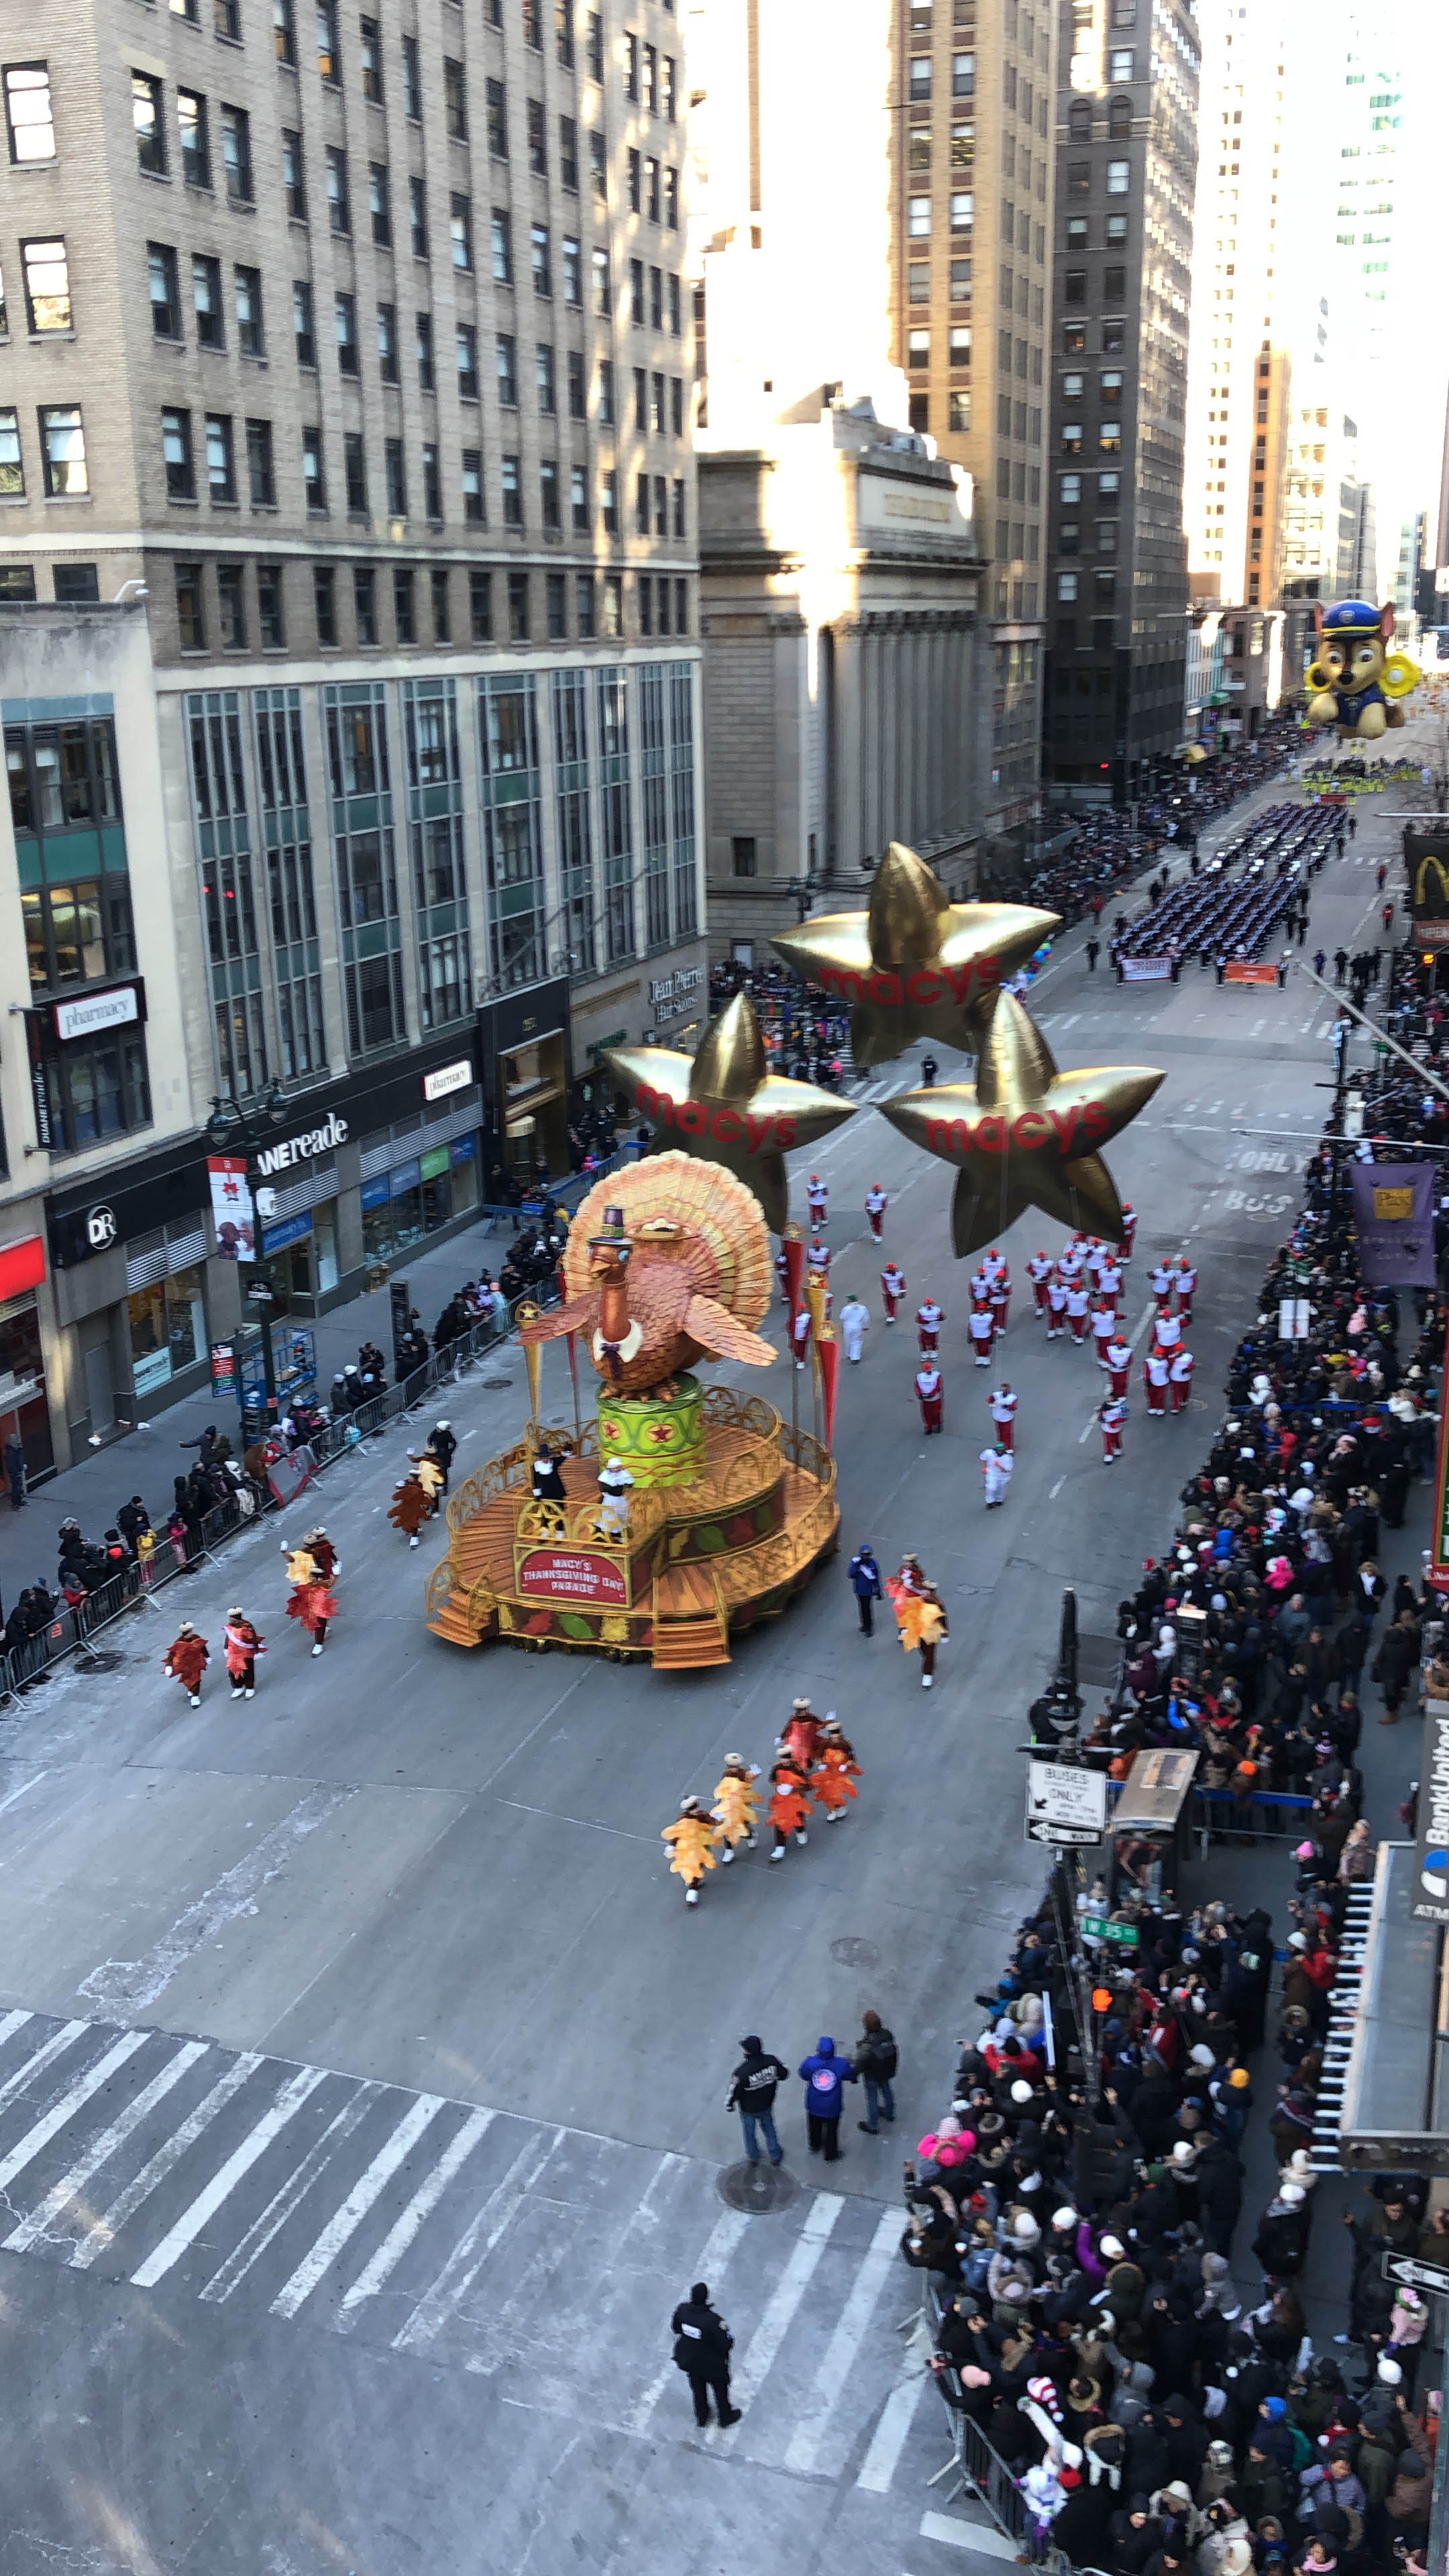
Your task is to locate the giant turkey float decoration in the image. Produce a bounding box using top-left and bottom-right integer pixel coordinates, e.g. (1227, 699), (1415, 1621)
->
(425, 1157), (839, 1671)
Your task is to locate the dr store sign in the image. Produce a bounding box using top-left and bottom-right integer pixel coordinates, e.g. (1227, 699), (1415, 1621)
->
(85, 1204), (118, 1251)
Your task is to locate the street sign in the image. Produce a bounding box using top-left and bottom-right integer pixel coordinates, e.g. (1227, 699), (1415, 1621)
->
(1383, 2251), (1449, 2298)
(248, 1279), (275, 1303)
(1082, 1915), (1141, 1947)
(1024, 1760), (1109, 1845)
(1278, 1298), (1311, 1340)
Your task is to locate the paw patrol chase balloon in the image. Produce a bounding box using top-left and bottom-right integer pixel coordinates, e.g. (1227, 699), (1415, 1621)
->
(1304, 598), (1419, 741)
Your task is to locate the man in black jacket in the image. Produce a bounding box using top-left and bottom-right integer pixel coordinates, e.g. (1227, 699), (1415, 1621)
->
(670, 2282), (741, 2427)
(726, 2036), (788, 2166)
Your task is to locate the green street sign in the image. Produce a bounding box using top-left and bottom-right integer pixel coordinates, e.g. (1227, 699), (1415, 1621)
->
(1082, 1915), (1140, 1946)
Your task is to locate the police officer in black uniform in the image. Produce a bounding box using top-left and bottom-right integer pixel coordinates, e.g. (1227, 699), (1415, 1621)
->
(669, 2282), (741, 2428)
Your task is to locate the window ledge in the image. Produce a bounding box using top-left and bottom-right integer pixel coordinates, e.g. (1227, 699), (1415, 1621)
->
(30, 327), (76, 344)
(138, 168), (172, 185)
(43, 494), (93, 507)
(168, 494), (200, 508)
(210, 499), (241, 512)
(0, 493), (29, 506)
(239, 352), (270, 368)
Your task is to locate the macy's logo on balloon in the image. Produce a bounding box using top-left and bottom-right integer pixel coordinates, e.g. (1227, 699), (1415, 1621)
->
(815, 959), (1001, 1006)
(925, 1103), (1112, 1155)
(635, 1083), (798, 1149)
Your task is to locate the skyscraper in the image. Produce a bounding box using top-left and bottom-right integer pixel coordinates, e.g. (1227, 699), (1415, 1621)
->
(1041, 0), (1199, 802)
(886, 0), (1056, 835)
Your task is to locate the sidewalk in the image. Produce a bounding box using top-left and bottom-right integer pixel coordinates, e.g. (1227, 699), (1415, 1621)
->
(0, 1209), (531, 1619)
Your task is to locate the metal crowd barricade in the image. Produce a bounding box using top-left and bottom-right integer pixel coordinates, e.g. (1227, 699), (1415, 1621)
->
(1191, 1784), (1313, 1847)
(924, 2379), (1063, 2567)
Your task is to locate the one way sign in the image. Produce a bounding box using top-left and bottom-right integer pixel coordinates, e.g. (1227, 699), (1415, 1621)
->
(1383, 2251), (1449, 2298)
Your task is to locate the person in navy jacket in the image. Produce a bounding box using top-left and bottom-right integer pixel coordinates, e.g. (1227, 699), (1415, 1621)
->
(798, 2035), (857, 2161)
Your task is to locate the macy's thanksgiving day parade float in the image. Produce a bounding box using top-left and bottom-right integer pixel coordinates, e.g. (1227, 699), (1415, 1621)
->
(425, 843), (1164, 1671)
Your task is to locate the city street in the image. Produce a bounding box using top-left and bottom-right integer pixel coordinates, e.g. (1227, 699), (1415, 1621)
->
(0, 771), (1426, 2575)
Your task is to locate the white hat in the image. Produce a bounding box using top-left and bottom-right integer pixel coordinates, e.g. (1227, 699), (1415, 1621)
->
(1189, 2044), (1216, 2070)
(606, 1456), (623, 1471)
(1378, 2356), (1403, 2385)
(1279, 2183), (1305, 2205)
(1010, 2079), (1034, 2104)
(1099, 2235), (1126, 2259)
(1013, 2212), (1040, 2241)
(1052, 2206), (1079, 2229)
(1171, 2142), (1197, 2165)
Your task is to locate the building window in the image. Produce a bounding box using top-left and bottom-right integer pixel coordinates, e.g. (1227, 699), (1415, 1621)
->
(422, 443), (441, 519)
(571, 462), (588, 530)
(316, 0), (339, 81)
(178, 90), (211, 189)
(486, 76), (508, 158)
(592, 247), (611, 315)
(1108, 97), (1132, 139)
(502, 454), (522, 525)
(562, 235), (582, 307)
(246, 417), (275, 506)
(1060, 472), (1081, 503)
(450, 195), (473, 270)
(162, 407), (195, 501)
(603, 574), (623, 637)
(907, 329), (929, 372)
(601, 466), (617, 533)
(19, 237), (68, 335)
(358, 14), (382, 100)
(175, 559), (205, 647)
(411, 177), (429, 260)
(0, 410), (23, 499)
(133, 72), (166, 176)
(217, 561), (247, 649)
(908, 263), (930, 304)
(1105, 211), (1128, 245)
(191, 255), (224, 351)
(731, 837), (756, 878)
(205, 413), (235, 504)
(496, 333), (518, 407)
(1109, 48), (1134, 79)
(354, 567), (377, 645)
(948, 389), (970, 431)
(1098, 420), (1121, 453)
(369, 161), (392, 248)
(302, 423), (326, 511)
(950, 191), (973, 233)
(44, 1030), (151, 1157)
(443, 57), (468, 140)
(1106, 158), (1129, 195)
(148, 244), (182, 343)
(292, 278), (316, 366)
(5, 62), (56, 164)
(335, 291), (358, 375)
(378, 301), (398, 382)
(1067, 215), (1087, 248)
(909, 57), (931, 102)
(1064, 269), (1086, 306)
(40, 405), (87, 496)
(402, 32), (421, 117)
(537, 342), (556, 414)
(576, 571), (595, 638)
(598, 359), (615, 424)
(462, 449), (484, 523)
(952, 50), (975, 97)
(1059, 521), (1079, 557)
(527, 98), (547, 174)
(416, 311), (435, 387)
(1104, 264), (1126, 301)
(221, 103), (252, 203)
(1057, 573), (1078, 604)
(540, 458), (560, 528)
(233, 264), (264, 358)
(470, 568), (492, 641)
(257, 561), (285, 647)
(1061, 421), (1083, 455)
(282, 127), (307, 219)
(326, 145), (350, 232)
(313, 563), (336, 643)
(394, 567), (415, 643)
(508, 570), (529, 640)
(384, 437), (407, 517)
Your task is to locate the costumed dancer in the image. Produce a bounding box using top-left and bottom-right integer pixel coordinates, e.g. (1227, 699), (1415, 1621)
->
(388, 1469), (434, 1546)
(282, 1537), (337, 1656)
(781, 1698), (826, 1768)
(1118, 1202), (1138, 1262)
(1175, 1251), (1198, 1324)
(980, 1442), (1013, 1509)
(767, 1752), (813, 1860)
(806, 1172), (828, 1230)
(661, 1797), (719, 1907)
(880, 1260), (906, 1324)
(916, 1294), (944, 1356)
(595, 1455), (635, 1539)
(1027, 1250), (1055, 1318)
(410, 1448), (445, 1509)
(968, 1307), (995, 1367)
(305, 1527), (339, 1582)
(531, 1442), (568, 1500)
(1150, 1258), (1174, 1314)
(916, 1357), (945, 1434)
(1169, 1346), (1195, 1415)
(163, 1621), (209, 1709)
(989, 1381), (1018, 1450)
(1104, 1328), (1132, 1398)
(1065, 1280), (1090, 1346)
(987, 1258), (1011, 1336)
(713, 1755), (761, 1864)
(1045, 1274), (1069, 1340)
(1089, 1300), (1116, 1370)
(864, 1183), (888, 1241)
(888, 1553), (948, 1688)
(813, 1721), (861, 1825)
(1143, 1347), (1170, 1418)
(1100, 1394), (1126, 1462)
(223, 1606), (264, 1700)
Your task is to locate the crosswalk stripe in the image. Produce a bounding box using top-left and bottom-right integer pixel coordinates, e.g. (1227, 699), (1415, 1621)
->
(0, 2010), (34, 2059)
(0, 2030), (148, 2198)
(919, 2508), (1019, 2559)
(337, 2107), (494, 2326)
(783, 2206), (901, 2475)
(625, 2204), (750, 2434)
(131, 2065), (327, 2288)
(0, 2018), (89, 2120)
(857, 2375), (929, 2492)
(69, 2051), (262, 2270)
(269, 2092), (447, 2320)
(719, 2192), (843, 2427)
(2, 2040), (209, 2256)
(392, 2126), (566, 2357)
(199, 2080), (382, 2306)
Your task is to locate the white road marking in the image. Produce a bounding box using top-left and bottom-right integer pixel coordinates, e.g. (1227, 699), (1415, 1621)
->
(70, 2051), (263, 2268)
(627, 2204), (751, 2432)
(0, 2019), (87, 2118)
(0, 2010), (34, 2061)
(720, 2192), (844, 2427)
(268, 2091), (446, 2319)
(2, 2039), (208, 2255)
(1049, 1475), (1066, 1500)
(199, 2080), (382, 2304)
(0, 1774), (48, 1822)
(920, 2510), (1020, 2558)
(0, 2030), (149, 2198)
(336, 2106), (495, 2324)
(392, 2126), (566, 2356)
(784, 2206), (901, 2475)
(857, 2375), (929, 2491)
(131, 2064), (327, 2287)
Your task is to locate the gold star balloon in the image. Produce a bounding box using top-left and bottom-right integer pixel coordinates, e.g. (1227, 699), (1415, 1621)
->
(770, 841), (1061, 1068)
(602, 993), (855, 1235)
(877, 989), (1165, 1260)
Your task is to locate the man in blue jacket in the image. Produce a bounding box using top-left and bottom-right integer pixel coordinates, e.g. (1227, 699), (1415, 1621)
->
(798, 2035), (857, 2161)
(849, 1541), (883, 1637)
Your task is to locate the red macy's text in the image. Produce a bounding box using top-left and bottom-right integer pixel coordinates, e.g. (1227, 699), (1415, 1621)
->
(925, 1102), (1111, 1154)
(635, 1084), (798, 1149)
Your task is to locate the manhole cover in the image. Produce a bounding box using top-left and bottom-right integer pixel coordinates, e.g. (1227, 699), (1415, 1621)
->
(483, 1376), (513, 1389)
(716, 2159), (802, 2214)
(74, 1652), (127, 1674)
(830, 1935), (880, 1971)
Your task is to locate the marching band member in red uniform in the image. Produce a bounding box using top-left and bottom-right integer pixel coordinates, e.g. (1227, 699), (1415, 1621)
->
(1065, 1281), (1091, 1346)
(916, 1295), (944, 1356)
(1027, 1250), (1055, 1317)
(916, 1359), (945, 1434)
(1104, 1330), (1132, 1398)
(1175, 1252), (1198, 1324)
(1100, 1395), (1126, 1461)
(989, 1381), (1018, 1450)
(865, 1183), (888, 1240)
(1169, 1346), (1195, 1415)
(1143, 1348), (1171, 1417)
(881, 1261), (906, 1322)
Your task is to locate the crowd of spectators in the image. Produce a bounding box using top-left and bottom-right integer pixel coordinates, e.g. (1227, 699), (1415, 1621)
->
(909, 985), (1446, 2571)
(707, 961), (852, 1085)
(1108, 810), (1341, 974)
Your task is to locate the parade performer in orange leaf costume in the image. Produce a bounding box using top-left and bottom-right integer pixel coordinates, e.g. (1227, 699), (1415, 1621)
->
(780, 1698), (826, 1770)
(388, 1470), (435, 1547)
(661, 1797), (719, 1906)
(886, 1553), (949, 1689)
(282, 1539), (338, 1658)
(713, 1755), (761, 1864)
(814, 1721), (861, 1823)
(768, 1754), (813, 1862)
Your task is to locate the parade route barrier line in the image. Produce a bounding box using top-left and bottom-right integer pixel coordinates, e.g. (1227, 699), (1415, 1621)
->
(0, 1279), (564, 1709)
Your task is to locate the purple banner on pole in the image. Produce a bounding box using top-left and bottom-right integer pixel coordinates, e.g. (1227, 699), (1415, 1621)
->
(1350, 1161), (1437, 1285)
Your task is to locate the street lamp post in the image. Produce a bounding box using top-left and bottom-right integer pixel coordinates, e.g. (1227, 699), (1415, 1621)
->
(205, 1081), (290, 1433)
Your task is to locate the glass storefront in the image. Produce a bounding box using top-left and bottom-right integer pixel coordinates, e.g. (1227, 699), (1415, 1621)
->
(127, 1261), (207, 1397)
(361, 1133), (479, 1262)
(0, 1299), (54, 1481)
(260, 1203), (341, 1309)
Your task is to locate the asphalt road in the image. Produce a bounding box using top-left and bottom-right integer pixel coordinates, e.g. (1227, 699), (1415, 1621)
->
(0, 748), (1427, 2576)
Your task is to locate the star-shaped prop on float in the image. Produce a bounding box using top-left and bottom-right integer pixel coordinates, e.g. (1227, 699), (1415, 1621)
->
(877, 988), (1164, 1260)
(602, 993), (855, 1236)
(769, 841), (1061, 1069)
